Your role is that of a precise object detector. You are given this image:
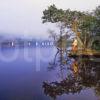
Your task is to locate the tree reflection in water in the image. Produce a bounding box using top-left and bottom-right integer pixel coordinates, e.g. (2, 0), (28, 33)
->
(42, 50), (100, 99)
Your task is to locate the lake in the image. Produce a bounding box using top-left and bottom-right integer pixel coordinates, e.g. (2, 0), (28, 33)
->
(0, 47), (100, 100)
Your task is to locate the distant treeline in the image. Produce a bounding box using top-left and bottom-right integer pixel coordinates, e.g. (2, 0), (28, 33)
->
(0, 39), (54, 48)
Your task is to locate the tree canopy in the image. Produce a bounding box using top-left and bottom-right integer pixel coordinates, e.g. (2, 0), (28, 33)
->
(42, 4), (100, 35)
(42, 4), (100, 49)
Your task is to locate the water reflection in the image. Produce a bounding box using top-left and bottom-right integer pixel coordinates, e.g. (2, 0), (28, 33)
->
(42, 50), (100, 99)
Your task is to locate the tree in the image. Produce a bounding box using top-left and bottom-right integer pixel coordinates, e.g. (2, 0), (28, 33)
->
(42, 4), (100, 50)
(93, 6), (100, 35)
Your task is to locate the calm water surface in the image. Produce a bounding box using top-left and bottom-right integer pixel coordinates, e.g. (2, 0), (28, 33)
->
(0, 47), (100, 100)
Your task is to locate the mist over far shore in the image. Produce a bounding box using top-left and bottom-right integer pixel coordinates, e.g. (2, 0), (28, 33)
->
(0, 0), (100, 38)
(0, 33), (50, 40)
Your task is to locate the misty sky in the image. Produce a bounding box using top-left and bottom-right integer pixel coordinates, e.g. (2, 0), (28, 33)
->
(0, 0), (100, 38)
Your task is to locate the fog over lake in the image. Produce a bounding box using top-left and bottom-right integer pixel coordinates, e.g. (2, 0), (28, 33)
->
(0, 0), (100, 38)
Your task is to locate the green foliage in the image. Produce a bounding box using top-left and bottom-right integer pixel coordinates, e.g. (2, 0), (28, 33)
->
(42, 4), (100, 49)
(42, 4), (85, 26)
(42, 4), (67, 23)
(93, 6), (100, 35)
(94, 6), (100, 19)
